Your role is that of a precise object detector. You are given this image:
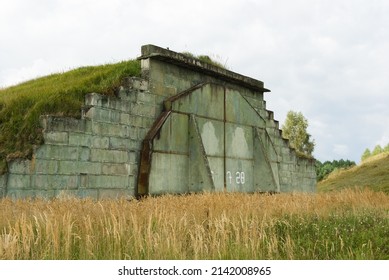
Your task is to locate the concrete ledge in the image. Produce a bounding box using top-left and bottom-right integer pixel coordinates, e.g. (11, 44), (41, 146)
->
(40, 116), (91, 133)
(139, 44), (270, 92)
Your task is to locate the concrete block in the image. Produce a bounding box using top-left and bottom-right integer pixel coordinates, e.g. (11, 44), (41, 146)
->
(7, 174), (31, 190)
(90, 149), (129, 163)
(128, 127), (139, 140)
(68, 133), (92, 147)
(85, 93), (104, 107)
(129, 163), (138, 176)
(34, 159), (58, 174)
(91, 136), (110, 149)
(108, 137), (124, 150)
(137, 128), (148, 140)
(79, 147), (91, 161)
(136, 91), (155, 104)
(109, 137), (141, 150)
(58, 161), (101, 175)
(279, 163), (288, 172)
(8, 159), (31, 174)
(34, 145), (74, 160)
(0, 174), (7, 197)
(129, 176), (137, 191)
(103, 95), (132, 112)
(85, 93), (132, 112)
(128, 152), (138, 163)
(44, 131), (69, 144)
(142, 116), (155, 128)
(91, 122), (130, 138)
(121, 115), (135, 127)
(69, 133), (109, 149)
(120, 113), (130, 125)
(117, 101), (132, 112)
(101, 163), (131, 176)
(87, 175), (129, 189)
(33, 174), (78, 190)
(85, 107), (121, 123)
(123, 77), (149, 91)
(118, 88), (137, 102)
(131, 116), (144, 127)
(41, 116), (91, 133)
(6, 190), (39, 199)
(35, 190), (57, 199)
(131, 103), (156, 117)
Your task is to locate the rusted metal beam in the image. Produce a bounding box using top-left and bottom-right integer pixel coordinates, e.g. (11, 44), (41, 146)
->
(136, 111), (171, 198)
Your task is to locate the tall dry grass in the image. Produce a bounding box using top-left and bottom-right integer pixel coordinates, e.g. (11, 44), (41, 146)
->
(0, 188), (388, 260)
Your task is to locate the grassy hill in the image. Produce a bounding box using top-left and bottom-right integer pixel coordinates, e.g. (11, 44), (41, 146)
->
(0, 60), (141, 173)
(317, 152), (389, 193)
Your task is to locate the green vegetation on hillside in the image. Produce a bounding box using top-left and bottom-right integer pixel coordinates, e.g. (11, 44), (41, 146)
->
(361, 143), (389, 161)
(316, 159), (356, 181)
(317, 152), (389, 193)
(0, 60), (141, 173)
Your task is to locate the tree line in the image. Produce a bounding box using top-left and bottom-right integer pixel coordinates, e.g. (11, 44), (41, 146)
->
(315, 159), (356, 181)
(361, 143), (389, 161)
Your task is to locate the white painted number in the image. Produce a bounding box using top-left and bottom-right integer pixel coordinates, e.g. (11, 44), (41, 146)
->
(225, 171), (245, 185)
(235, 171), (245, 185)
(226, 171), (232, 184)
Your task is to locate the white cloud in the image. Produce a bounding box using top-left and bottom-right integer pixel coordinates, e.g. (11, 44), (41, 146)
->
(376, 134), (389, 148)
(0, 58), (49, 87)
(333, 144), (350, 158)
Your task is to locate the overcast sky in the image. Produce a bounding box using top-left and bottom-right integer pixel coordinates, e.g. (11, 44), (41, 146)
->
(1, 0), (389, 163)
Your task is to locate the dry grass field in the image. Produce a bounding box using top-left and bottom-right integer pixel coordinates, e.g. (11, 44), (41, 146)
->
(0, 188), (388, 260)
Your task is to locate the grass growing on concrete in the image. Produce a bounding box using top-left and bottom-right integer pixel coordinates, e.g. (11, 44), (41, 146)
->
(317, 152), (389, 194)
(0, 60), (141, 173)
(181, 52), (228, 69)
(0, 189), (388, 260)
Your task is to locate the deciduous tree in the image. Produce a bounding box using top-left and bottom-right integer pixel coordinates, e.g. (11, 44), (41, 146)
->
(372, 145), (383, 156)
(361, 148), (371, 161)
(281, 111), (315, 157)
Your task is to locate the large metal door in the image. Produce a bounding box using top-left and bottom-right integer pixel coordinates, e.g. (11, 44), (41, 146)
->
(137, 83), (279, 196)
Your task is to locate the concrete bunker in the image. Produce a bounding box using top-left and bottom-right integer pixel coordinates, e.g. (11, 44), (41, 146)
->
(0, 45), (316, 199)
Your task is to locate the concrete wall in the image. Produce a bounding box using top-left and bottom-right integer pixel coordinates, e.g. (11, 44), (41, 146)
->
(2, 77), (160, 199)
(1, 45), (316, 199)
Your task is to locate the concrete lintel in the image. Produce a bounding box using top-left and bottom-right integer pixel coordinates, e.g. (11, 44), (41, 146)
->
(138, 44), (270, 93)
